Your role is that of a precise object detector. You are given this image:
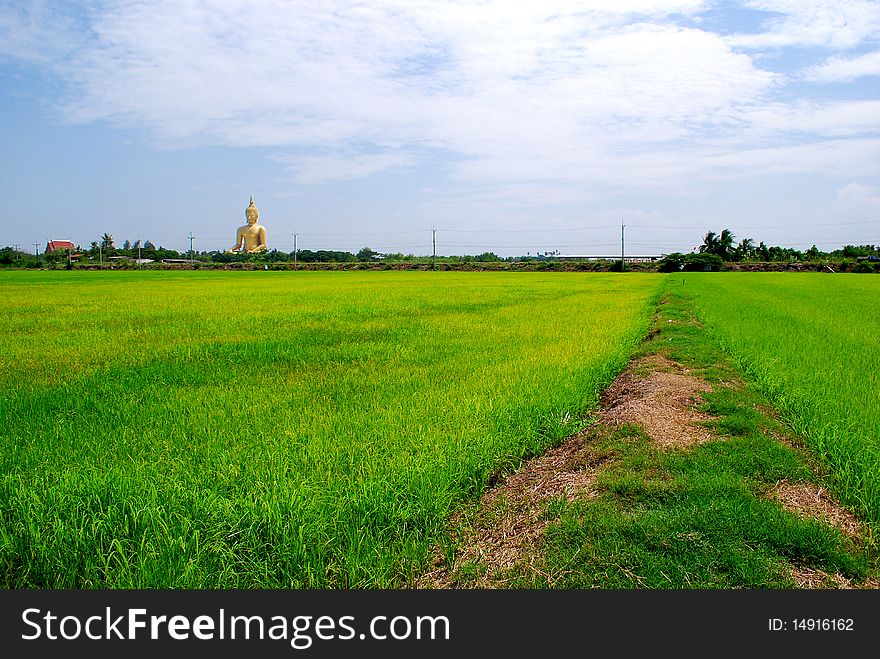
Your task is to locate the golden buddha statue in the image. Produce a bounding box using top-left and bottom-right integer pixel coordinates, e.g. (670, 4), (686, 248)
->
(228, 195), (268, 253)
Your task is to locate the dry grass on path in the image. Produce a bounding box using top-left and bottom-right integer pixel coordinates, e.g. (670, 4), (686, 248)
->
(418, 353), (714, 588)
(417, 351), (876, 589)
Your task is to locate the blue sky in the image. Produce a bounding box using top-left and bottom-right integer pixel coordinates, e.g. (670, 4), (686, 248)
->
(1, 0), (878, 257)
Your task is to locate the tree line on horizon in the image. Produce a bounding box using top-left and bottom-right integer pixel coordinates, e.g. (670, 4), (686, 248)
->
(1, 229), (878, 267)
(694, 228), (875, 263)
(657, 229), (878, 272)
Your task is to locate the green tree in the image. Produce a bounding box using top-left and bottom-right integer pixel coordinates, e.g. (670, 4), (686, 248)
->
(699, 231), (719, 256)
(838, 244), (879, 258)
(0, 246), (17, 265)
(700, 229), (736, 261)
(718, 229), (736, 261)
(357, 247), (381, 262)
(660, 252), (723, 272)
(734, 238), (755, 261)
(100, 233), (115, 250)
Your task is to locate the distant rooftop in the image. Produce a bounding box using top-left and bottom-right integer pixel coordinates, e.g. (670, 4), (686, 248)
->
(45, 240), (77, 253)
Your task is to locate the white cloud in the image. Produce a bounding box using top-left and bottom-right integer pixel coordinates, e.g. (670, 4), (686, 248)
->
(0, 0), (82, 63)
(838, 182), (880, 205)
(736, 100), (880, 138)
(6, 0), (777, 183)
(700, 138), (880, 178)
(273, 151), (419, 184)
(728, 0), (880, 50)
(2, 0), (878, 196)
(804, 50), (880, 82)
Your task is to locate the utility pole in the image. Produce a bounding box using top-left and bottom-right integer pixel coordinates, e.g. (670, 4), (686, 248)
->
(138, 237), (142, 266)
(188, 232), (196, 265)
(432, 227), (436, 271)
(620, 220), (626, 272)
(99, 244), (103, 268)
(33, 242), (39, 256)
(292, 232), (298, 270)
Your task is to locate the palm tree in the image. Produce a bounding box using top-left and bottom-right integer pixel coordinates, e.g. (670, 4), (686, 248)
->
(699, 231), (719, 255)
(100, 233), (115, 250)
(718, 229), (736, 261)
(735, 238), (755, 261)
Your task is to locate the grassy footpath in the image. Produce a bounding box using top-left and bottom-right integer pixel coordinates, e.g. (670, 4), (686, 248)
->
(0, 270), (659, 587)
(435, 281), (878, 588)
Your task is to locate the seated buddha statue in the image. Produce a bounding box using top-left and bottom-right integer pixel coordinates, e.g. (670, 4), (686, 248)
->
(228, 195), (268, 253)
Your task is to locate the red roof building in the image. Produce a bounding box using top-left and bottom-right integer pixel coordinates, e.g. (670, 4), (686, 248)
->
(45, 240), (77, 253)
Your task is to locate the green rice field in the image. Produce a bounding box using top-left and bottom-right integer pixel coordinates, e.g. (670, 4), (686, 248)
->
(0, 271), (658, 587)
(682, 273), (880, 527)
(1, 270), (877, 588)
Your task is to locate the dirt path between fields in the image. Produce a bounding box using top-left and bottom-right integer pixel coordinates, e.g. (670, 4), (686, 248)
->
(415, 352), (876, 589)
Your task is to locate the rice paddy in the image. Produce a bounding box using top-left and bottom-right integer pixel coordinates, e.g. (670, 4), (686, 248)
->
(0, 270), (658, 587)
(1, 270), (876, 589)
(682, 273), (880, 528)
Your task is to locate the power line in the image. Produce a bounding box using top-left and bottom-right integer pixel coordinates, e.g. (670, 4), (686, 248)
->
(296, 229), (426, 237)
(437, 225), (620, 233)
(294, 225), (623, 236)
(436, 241), (624, 249)
(628, 220), (878, 231)
(53, 218), (875, 258)
(744, 220), (878, 230)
